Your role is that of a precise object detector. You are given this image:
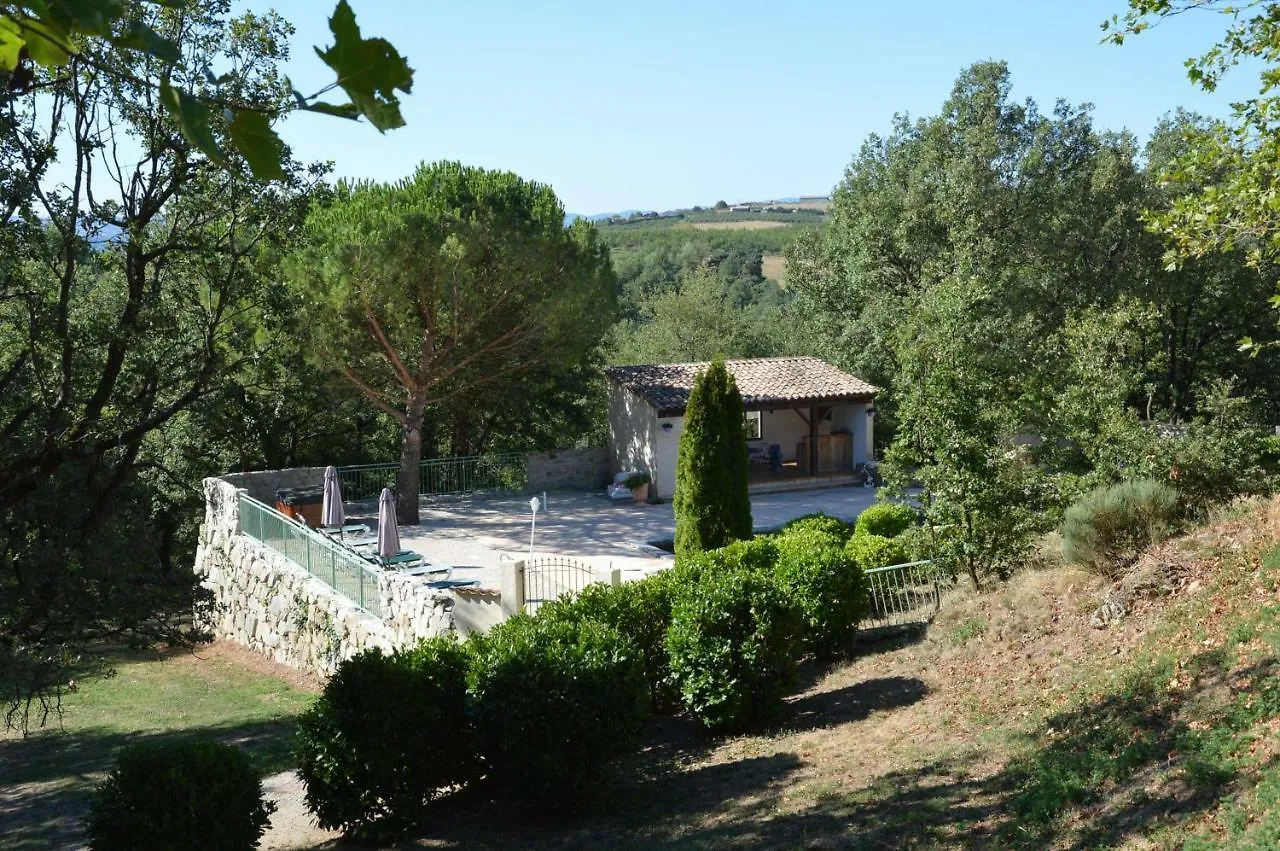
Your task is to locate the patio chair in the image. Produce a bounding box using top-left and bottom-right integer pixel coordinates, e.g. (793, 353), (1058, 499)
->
(376, 550), (424, 569)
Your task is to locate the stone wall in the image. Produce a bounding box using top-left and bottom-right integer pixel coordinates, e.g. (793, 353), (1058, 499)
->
(526, 446), (610, 492)
(219, 466), (327, 505)
(195, 477), (453, 676)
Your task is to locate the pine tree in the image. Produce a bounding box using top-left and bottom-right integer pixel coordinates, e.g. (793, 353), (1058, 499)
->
(673, 356), (753, 558)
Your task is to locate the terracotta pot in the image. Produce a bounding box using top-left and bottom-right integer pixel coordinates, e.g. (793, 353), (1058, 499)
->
(631, 483), (650, 502)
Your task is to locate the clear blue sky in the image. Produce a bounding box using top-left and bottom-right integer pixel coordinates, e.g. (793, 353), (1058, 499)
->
(266, 0), (1255, 214)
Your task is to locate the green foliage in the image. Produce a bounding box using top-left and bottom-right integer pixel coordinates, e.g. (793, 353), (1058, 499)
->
(2, 1), (413, 180)
(780, 513), (856, 545)
(673, 356), (753, 557)
(293, 160), (617, 523)
(87, 737), (273, 851)
(845, 534), (909, 570)
(853, 503), (916, 539)
(537, 575), (681, 712)
(773, 530), (868, 659)
(676, 536), (779, 582)
(1106, 2), (1280, 276)
(666, 568), (801, 732)
(294, 639), (475, 833)
(611, 267), (796, 364)
(1, 1), (324, 729)
(468, 615), (648, 807)
(1060, 479), (1180, 577)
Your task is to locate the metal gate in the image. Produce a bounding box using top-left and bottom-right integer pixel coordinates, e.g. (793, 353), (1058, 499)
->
(863, 560), (953, 630)
(523, 556), (601, 614)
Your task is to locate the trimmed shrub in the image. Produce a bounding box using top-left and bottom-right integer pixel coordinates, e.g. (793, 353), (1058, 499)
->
(667, 568), (801, 732)
(294, 638), (474, 833)
(88, 737), (273, 851)
(854, 502), (917, 539)
(1060, 478), (1179, 576)
(845, 533), (908, 569)
(673, 356), (753, 557)
(773, 531), (869, 660)
(677, 536), (779, 582)
(780, 513), (855, 545)
(538, 573), (681, 712)
(469, 615), (649, 807)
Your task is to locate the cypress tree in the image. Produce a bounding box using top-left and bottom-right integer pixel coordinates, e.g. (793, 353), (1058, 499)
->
(673, 356), (753, 558)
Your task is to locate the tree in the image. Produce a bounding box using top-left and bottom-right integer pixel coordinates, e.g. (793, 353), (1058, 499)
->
(673, 357), (752, 559)
(292, 162), (617, 524)
(1105, 2), (1280, 273)
(612, 268), (793, 364)
(1, 0), (413, 181)
(0, 0), (317, 727)
(713, 200), (728, 210)
(884, 279), (1050, 589)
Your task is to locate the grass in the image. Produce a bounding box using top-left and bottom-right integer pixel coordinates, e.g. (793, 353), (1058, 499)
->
(761, 252), (786, 281)
(6, 501), (1280, 850)
(0, 642), (316, 850)
(687, 220), (792, 230)
(387, 497), (1280, 849)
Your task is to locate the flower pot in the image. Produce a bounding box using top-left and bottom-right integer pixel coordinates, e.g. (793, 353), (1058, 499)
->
(631, 483), (650, 502)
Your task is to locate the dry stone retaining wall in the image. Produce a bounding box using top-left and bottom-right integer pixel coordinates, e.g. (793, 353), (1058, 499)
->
(194, 477), (453, 677)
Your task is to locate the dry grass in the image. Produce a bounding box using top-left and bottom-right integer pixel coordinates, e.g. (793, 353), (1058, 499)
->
(688, 220), (791, 231)
(389, 497), (1280, 850)
(761, 253), (786, 281)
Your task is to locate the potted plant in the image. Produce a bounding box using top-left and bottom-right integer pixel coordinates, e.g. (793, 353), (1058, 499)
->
(623, 471), (651, 502)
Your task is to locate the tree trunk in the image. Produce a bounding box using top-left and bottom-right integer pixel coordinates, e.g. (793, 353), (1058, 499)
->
(396, 390), (427, 525)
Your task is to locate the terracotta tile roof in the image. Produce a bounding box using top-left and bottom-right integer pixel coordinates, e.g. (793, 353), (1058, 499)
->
(605, 356), (877, 416)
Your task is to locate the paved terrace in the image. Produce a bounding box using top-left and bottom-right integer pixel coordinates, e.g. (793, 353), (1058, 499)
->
(348, 485), (886, 589)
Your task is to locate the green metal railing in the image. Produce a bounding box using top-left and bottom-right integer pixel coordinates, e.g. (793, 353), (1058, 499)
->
(863, 560), (952, 630)
(337, 453), (528, 501)
(238, 493), (383, 617)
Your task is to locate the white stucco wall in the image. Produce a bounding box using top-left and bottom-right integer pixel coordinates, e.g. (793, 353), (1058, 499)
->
(651, 414), (683, 499)
(606, 383), (661, 489)
(753, 408), (833, 461)
(832, 402), (875, 463)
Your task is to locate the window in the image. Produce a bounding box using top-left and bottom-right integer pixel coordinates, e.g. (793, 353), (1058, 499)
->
(744, 410), (762, 441)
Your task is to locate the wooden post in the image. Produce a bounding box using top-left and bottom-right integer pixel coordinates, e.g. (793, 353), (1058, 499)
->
(808, 405), (819, 475)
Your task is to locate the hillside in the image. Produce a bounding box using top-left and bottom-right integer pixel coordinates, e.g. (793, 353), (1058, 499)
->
(358, 497), (1280, 849)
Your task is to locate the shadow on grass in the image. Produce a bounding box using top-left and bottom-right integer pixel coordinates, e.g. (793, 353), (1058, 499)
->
(340, 648), (1279, 850)
(0, 717), (297, 851)
(785, 675), (929, 733)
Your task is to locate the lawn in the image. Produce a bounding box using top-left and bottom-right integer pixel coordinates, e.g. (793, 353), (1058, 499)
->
(0, 642), (317, 850)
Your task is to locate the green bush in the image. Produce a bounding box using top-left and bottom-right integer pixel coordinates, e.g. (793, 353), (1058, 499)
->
(88, 737), (273, 851)
(1060, 478), (1180, 576)
(677, 536), (779, 582)
(779, 513), (855, 545)
(673, 356), (753, 557)
(469, 615), (649, 807)
(667, 568), (801, 732)
(854, 502), (917, 539)
(845, 533), (908, 569)
(894, 524), (934, 562)
(294, 638), (474, 833)
(773, 531), (868, 660)
(538, 573), (681, 712)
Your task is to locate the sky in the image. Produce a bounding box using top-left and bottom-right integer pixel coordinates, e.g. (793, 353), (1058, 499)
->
(264, 0), (1257, 214)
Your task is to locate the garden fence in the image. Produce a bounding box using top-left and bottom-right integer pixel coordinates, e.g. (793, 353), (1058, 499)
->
(238, 493), (384, 617)
(521, 556), (608, 614)
(862, 559), (953, 630)
(337, 453), (528, 502)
